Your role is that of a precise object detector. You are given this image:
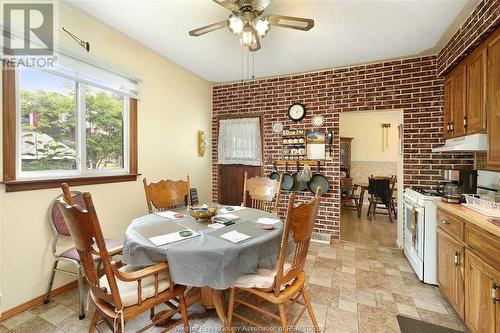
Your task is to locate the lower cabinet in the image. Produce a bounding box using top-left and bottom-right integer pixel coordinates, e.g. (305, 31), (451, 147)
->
(437, 229), (464, 317)
(464, 249), (500, 333)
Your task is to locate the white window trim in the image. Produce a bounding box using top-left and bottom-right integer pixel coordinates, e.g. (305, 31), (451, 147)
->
(15, 67), (131, 180)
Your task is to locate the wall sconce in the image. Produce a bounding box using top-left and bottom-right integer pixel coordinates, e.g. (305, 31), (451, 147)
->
(198, 130), (210, 157)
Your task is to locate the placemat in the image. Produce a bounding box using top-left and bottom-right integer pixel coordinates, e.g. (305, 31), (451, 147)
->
(134, 220), (186, 240)
(209, 219), (280, 243)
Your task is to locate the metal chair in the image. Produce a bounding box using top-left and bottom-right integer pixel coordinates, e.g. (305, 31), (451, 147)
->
(44, 191), (123, 319)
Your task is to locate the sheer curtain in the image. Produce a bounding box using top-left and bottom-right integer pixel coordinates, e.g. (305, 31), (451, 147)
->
(218, 118), (262, 166)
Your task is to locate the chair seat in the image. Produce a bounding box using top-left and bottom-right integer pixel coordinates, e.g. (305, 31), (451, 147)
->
(232, 263), (291, 289)
(99, 265), (170, 307)
(58, 238), (122, 261)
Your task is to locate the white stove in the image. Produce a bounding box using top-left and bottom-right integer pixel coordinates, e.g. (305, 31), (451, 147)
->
(403, 188), (439, 285)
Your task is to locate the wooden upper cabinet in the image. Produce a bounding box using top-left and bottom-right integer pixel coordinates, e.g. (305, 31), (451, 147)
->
(437, 229), (464, 318)
(466, 48), (487, 134)
(487, 30), (500, 171)
(452, 66), (467, 137)
(464, 249), (499, 333)
(443, 79), (453, 139)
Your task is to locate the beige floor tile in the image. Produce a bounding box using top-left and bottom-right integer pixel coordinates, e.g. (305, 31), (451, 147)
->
(341, 266), (356, 274)
(28, 301), (61, 316)
(393, 293), (415, 306)
(397, 303), (421, 319)
(38, 304), (75, 325)
(338, 299), (357, 313)
(413, 297), (448, 315)
(331, 271), (357, 289)
(1, 311), (37, 330)
(325, 308), (358, 333)
(305, 284), (339, 306)
(55, 313), (92, 333)
(385, 268), (402, 277)
(358, 304), (400, 333)
(374, 289), (394, 302)
(376, 299), (398, 313)
(356, 269), (391, 293)
(308, 268), (334, 287)
(314, 257), (342, 270)
(8, 317), (63, 333)
(417, 308), (467, 332)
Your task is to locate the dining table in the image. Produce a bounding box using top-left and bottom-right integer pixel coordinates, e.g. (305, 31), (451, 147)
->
(122, 205), (285, 328)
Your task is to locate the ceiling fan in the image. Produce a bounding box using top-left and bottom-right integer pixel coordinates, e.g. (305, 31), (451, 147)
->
(189, 0), (314, 52)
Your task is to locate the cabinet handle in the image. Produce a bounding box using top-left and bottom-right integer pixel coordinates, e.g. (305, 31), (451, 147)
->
(441, 220), (450, 225)
(450, 122), (454, 131)
(493, 282), (499, 304)
(454, 251), (460, 267)
(464, 116), (468, 129)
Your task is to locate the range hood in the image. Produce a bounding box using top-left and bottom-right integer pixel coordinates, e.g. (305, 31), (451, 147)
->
(432, 133), (487, 153)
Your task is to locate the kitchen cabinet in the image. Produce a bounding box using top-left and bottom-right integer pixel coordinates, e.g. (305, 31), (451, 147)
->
(443, 79), (453, 139)
(487, 30), (500, 171)
(435, 203), (500, 333)
(464, 250), (499, 333)
(444, 65), (466, 138)
(466, 48), (487, 134)
(437, 229), (464, 317)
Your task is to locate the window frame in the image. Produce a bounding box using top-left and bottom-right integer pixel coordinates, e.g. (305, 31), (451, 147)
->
(2, 61), (139, 192)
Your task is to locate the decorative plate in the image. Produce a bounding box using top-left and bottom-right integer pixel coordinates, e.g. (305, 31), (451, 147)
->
(312, 115), (325, 127)
(272, 121), (284, 133)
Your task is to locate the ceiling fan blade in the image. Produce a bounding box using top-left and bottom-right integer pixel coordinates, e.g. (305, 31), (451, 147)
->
(212, 0), (239, 12)
(251, 0), (271, 12)
(249, 32), (261, 52)
(189, 20), (228, 37)
(267, 14), (315, 31)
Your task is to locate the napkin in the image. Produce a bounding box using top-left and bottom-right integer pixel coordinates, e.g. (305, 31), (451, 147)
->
(149, 229), (199, 246)
(155, 211), (185, 219)
(207, 223), (226, 230)
(219, 230), (251, 243)
(219, 206), (246, 214)
(256, 217), (281, 225)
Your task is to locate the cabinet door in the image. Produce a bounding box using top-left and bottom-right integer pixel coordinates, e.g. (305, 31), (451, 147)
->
(464, 250), (498, 333)
(466, 48), (487, 134)
(437, 230), (464, 318)
(443, 79), (453, 139)
(452, 66), (467, 137)
(487, 31), (500, 171)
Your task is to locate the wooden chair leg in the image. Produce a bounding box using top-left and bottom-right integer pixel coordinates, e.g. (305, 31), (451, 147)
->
(387, 207), (394, 223)
(178, 293), (190, 333)
(367, 200), (372, 218)
(227, 288), (236, 329)
(88, 310), (99, 333)
(303, 288), (321, 332)
(278, 303), (289, 333)
(354, 198), (361, 217)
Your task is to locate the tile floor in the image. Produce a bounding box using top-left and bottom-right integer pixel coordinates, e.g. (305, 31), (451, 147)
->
(0, 242), (466, 333)
(340, 208), (397, 248)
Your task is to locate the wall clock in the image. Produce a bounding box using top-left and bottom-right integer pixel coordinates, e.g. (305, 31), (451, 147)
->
(288, 103), (306, 122)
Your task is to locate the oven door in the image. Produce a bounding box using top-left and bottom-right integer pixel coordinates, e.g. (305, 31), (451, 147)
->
(403, 198), (425, 280)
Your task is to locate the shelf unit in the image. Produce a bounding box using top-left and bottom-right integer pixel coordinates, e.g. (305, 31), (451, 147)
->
(282, 131), (307, 160)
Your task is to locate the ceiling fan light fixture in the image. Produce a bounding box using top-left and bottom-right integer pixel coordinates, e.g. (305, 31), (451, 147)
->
(228, 14), (244, 34)
(240, 24), (256, 47)
(252, 17), (270, 37)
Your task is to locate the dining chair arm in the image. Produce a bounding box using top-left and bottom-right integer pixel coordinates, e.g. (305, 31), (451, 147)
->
(111, 261), (169, 282)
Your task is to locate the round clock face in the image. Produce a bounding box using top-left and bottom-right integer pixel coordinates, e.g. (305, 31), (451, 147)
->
(288, 103), (306, 122)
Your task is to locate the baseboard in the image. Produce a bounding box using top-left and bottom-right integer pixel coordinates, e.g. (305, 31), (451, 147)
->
(0, 280), (78, 321)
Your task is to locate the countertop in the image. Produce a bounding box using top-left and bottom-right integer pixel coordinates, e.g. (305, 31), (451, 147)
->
(433, 200), (500, 238)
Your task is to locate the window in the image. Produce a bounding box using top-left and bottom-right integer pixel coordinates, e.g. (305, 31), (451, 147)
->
(217, 117), (262, 166)
(2, 57), (139, 192)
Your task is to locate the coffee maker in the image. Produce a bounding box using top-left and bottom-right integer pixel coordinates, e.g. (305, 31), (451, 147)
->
(438, 169), (478, 203)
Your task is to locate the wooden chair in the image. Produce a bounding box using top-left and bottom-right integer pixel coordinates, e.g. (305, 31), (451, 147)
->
(367, 175), (397, 223)
(242, 172), (282, 214)
(143, 176), (192, 213)
(340, 178), (361, 217)
(57, 183), (189, 333)
(228, 190), (322, 332)
(44, 191), (123, 320)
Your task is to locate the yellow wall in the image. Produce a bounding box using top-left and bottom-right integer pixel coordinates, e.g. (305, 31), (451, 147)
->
(339, 111), (401, 162)
(0, 4), (212, 311)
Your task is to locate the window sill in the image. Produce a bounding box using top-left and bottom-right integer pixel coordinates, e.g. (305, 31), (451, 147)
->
(2, 173), (141, 192)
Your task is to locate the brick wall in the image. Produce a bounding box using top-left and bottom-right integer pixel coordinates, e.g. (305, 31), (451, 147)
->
(437, 0), (500, 76)
(212, 56), (474, 239)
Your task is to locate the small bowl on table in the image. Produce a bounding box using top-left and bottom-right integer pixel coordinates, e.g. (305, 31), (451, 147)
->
(187, 204), (221, 221)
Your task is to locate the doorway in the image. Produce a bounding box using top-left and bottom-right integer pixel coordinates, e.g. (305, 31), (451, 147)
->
(339, 110), (404, 248)
(217, 114), (264, 205)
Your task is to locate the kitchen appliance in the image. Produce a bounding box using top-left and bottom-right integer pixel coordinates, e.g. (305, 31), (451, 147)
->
(403, 188), (438, 285)
(437, 169), (478, 203)
(431, 133), (487, 152)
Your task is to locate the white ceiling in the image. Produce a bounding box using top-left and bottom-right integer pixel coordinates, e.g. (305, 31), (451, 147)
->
(70, 0), (473, 83)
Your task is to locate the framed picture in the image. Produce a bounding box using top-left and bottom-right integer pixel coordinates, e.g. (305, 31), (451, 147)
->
(306, 130), (326, 144)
